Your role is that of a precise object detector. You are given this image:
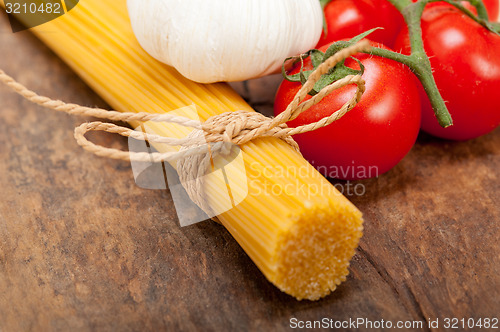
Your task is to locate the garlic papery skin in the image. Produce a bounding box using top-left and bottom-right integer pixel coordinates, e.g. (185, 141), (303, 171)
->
(127, 0), (323, 83)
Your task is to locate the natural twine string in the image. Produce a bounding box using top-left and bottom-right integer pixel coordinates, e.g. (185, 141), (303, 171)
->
(0, 41), (371, 216)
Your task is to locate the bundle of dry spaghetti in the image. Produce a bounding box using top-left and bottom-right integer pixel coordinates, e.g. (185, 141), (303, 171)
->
(3, 0), (364, 300)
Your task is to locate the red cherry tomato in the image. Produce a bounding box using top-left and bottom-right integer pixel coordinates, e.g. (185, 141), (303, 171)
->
(274, 42), (421, 180)
(317, 0), (404, 49)
(395, 6), (500, 140)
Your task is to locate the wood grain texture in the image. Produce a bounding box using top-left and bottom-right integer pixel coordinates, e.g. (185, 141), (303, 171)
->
(0, 11), (499, 332)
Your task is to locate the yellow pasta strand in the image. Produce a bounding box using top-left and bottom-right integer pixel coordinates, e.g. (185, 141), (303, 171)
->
(5, 0), (363, 300)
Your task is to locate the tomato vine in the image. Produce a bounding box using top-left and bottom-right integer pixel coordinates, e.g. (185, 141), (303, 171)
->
(297, 0), (498, 128)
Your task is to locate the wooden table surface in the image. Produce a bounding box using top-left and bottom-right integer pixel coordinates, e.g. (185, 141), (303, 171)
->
(0, 10), (499, 332)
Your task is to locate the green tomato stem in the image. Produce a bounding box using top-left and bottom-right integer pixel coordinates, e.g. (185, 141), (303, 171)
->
(386, 0), (413, 11)
(466, 0), (490, 20)
(366, 47), (412, 66)
(492, 22), (500, 32)
(382, 0), (454, 127)
(439, 0), (500, 33)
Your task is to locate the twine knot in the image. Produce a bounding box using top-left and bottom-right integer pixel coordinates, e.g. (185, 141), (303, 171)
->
(202, 110), (300, 152)
(176, 111), (301, 216)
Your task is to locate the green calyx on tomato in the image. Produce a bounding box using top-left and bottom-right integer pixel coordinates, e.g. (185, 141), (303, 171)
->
(281, 49), (364, 97)
(280, 30), (383, 96)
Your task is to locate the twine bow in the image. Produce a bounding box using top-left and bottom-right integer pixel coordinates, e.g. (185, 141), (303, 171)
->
(0, 41), (371, 216)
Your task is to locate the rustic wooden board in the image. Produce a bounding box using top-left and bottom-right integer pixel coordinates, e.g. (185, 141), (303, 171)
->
(0, 11), (499, 332)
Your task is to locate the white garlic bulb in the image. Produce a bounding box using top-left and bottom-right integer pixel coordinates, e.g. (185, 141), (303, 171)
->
(127, 0), (323, 83)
